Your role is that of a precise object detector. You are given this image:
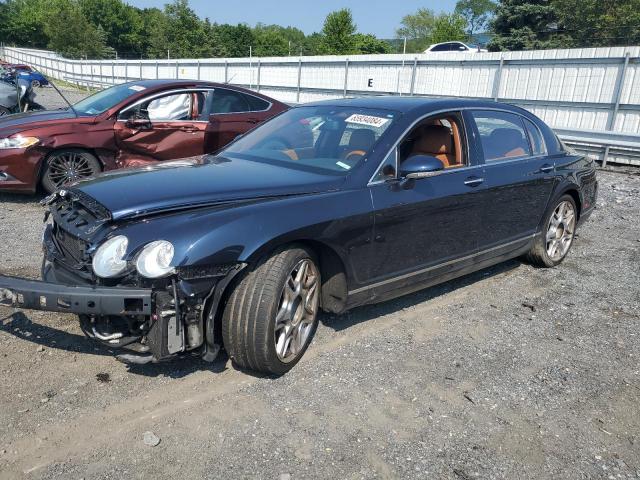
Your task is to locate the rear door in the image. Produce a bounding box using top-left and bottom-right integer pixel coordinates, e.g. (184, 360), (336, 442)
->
(115, 89), (208, 161)
(203, 88), (273, 153)
(467, 109), (557, 250)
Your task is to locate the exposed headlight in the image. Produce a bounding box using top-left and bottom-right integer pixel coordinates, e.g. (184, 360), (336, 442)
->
(0, 136), (40, 149)
(136, 240), (175, 278)
(92, 235), (129, 278)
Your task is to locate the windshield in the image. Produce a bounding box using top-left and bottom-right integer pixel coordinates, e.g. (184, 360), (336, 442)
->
(72, 83), (146, 115)
(222, 106), (398, 175)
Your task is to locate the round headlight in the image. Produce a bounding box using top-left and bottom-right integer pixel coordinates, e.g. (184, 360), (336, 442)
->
(136, 240), (175, 278)
(92, 235), (129, 278)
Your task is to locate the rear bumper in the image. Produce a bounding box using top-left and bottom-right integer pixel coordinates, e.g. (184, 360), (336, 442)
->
(0, 274), (152, 316)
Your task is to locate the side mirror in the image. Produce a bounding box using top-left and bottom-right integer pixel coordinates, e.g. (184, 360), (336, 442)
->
(126, 115), (152, 130)
(400, 155), (445, 179)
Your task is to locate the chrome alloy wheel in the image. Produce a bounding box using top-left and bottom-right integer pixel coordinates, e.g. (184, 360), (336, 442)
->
(274, 259), (320, 363)
(546, 200), (576, 261)
(47, 152), (95, 188)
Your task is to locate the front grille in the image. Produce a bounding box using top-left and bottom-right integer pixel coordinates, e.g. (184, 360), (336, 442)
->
(54, 224), (88, 264)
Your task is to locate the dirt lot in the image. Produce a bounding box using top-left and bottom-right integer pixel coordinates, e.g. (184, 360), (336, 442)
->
(0, 160), (639, 479)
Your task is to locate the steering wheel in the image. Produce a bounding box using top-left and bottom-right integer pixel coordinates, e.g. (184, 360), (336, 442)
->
(343, 150), (367, 162)
(261, 136), (292, 151)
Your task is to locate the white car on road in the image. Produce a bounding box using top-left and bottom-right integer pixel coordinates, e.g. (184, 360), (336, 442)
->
(424, 41), (488, 53)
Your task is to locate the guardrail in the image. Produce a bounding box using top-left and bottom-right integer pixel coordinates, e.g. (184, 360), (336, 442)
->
(2, 45), (640, 166)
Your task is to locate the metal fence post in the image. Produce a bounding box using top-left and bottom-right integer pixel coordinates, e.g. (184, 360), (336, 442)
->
(256, 60), (261, 92)
(111, 61), (115, 84)
(296, 58), (302, 103)
(155, 61), (159, 79)
(608, 51), (631, 132)
(139, 60), (143, 80)
(409, 58), (418, 96)
(224, 61), (228, 83)
(343, 58), (349, 97)
(175, 61), (179, 79)
(493, 55), (505, 102)
(197, 60), (201, 81)
(124, 62), (128, 82)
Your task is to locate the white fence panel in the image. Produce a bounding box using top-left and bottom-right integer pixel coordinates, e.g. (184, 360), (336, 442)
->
(1, 45), (639, 165)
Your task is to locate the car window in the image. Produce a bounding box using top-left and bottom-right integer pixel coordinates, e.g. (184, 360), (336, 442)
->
(201, 88), (252, 117)
(222, 106), (398, 176)
(75, 83), (144, 115)
(524, 118), (546, 156)
(472, 110), (532, 162)
(244, 94), (270, 112)
(146, 93), (192, 121)
(429, 44), (449, 52)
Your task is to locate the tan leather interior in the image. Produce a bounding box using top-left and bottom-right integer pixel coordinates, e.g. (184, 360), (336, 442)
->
(410, 125), (457, 167)
(342, 128), (376, 159)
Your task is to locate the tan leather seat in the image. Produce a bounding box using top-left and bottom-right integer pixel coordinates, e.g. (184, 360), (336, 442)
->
(410, 125), (456, 167)
(342, 129), (376, 159)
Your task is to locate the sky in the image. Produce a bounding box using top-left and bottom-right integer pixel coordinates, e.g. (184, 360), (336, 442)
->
(125, 0), (458, 38)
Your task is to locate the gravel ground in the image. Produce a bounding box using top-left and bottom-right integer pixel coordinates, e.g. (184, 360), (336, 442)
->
(0, 161), (639, 479)
(32, 83), (92, 111)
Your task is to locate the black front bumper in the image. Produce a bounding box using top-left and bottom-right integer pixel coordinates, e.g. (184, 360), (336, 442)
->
(0, 274), (153, 316)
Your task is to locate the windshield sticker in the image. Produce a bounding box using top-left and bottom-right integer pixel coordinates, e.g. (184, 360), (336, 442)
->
(336, 161), (352, 170)
(129, 85), (146, 92)
(345, 114), (389, 128)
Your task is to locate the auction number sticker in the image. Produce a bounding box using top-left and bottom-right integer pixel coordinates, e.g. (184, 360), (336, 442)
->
(129, 85), (146, 92)
(345, 114), (389, 128)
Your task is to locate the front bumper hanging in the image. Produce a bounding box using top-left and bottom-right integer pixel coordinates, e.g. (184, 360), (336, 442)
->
(0, 275), (153, 316)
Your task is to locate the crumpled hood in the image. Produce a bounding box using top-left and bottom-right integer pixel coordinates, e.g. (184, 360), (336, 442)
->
(73, 156), (345, 220)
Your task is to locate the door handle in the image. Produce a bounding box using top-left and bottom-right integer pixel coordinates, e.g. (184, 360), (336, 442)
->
(179, 125), (198, 133)
(539, 164), (554, 173)
(464, 176), (484, 187)
(247, 118), (260, 124)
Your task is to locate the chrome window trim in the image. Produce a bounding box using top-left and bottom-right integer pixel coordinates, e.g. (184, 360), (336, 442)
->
(117, 87), (273, 122)
(368, 108), (472, 186)
(348, 234), (536, 295)
(368, 106), (551, 185)
(522, 116), (548, 157)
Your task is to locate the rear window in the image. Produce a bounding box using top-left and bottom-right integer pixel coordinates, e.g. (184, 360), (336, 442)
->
(472, 110), (532, 162)
(524, 118), (546, 156)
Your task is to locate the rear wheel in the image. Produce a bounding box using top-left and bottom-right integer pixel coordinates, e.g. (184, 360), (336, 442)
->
(31, 80), (40, 88)
(222, 246), (321, 375)
(525, 194), (577, 267)
(41, 149), (102, 194)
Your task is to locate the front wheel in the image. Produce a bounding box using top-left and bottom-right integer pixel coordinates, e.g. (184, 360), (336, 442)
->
(525, 194), (577, 267)
(222, 246), (321, 375)
(31, 80), (40, 88)
(41, 149), (102, 194)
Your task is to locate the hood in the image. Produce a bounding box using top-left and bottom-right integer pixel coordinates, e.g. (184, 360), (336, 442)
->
(0, 109), (80, 130)
(73, 156), (345, 220)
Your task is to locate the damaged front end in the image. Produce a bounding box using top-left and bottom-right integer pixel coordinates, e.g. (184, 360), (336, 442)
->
(0, 189), (245, 365)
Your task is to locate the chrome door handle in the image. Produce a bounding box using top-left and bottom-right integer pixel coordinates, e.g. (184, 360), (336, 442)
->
(464, 177), (484, 187)
(539, 164), (554, 173)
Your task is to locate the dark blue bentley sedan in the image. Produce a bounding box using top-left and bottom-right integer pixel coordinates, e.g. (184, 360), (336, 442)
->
(0, 97), (598, 374)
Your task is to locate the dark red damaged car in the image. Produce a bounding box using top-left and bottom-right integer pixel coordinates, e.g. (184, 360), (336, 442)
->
(0, 80), (288, 193)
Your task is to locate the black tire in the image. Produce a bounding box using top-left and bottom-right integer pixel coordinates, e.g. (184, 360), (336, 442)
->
(222, 246), (321, 375)
(31, 80), (40, 88)
(41, 149), (102, 194)
(525, 194), (578, 268)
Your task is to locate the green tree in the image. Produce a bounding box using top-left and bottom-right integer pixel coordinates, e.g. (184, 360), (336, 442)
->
(353, 33), (392, 54)
(455, 0), (496, 37)
(213, 23), (254, 57)
(430, 13), (468, 44)
(320, 8), (356, 54)
(396, 8), (437, 52)
(253, 24), (305, 56)
(1, 0), (50, 48)
(553, 0), (640, 47)
(488, 0), (564, 51)
(44, 0), (113, 58)
(79, 0), (144, 58)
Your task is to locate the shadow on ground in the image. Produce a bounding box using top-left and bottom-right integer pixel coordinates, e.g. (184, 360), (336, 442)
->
(0, 259), (522, 379)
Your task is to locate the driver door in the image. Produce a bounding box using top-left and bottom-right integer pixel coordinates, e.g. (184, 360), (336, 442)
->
(114, 90), (208, 162)
(366, 112), (486, 297)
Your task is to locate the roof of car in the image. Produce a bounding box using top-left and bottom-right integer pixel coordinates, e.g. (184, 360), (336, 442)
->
(301, 96), (527, 116)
